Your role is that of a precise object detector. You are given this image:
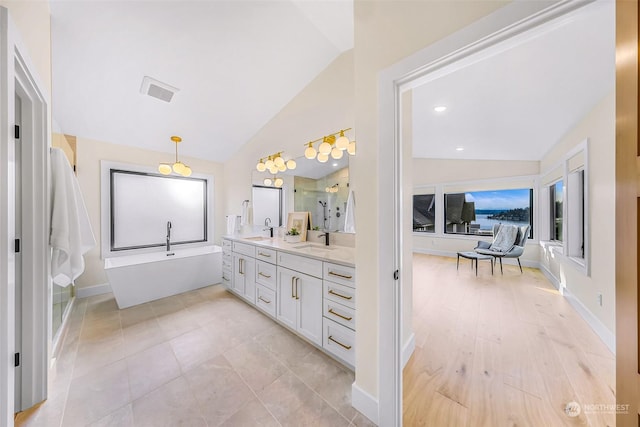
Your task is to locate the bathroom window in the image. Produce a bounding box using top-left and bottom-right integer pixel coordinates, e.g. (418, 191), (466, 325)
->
(110, 169), (207, 251)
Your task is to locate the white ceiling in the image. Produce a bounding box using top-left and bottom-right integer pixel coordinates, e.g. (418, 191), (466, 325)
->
(412, 1), (615, 161)
(50, 0), (353, 162)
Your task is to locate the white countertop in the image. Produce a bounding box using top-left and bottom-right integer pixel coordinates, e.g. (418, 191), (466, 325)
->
(223, 235), (355, 267)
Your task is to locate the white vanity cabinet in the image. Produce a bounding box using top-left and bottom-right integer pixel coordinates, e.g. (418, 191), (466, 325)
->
(276, 252), (324, 346)
(232, 242), (256, 304)
(221, 239), (233, 290)
(255, 247), (277, 318)
(322, 262), (356, 367)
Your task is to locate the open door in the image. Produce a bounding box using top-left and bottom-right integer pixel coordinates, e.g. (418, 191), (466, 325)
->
(615, 0), (639, 425)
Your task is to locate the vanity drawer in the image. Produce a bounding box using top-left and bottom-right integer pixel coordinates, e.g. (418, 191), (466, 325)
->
(255, 260), (276, 291)
(233, 241), (255, 257)
(222, 239), (233, 249)
(221, 273), (232, 290)
(323, 281), (355, 310)
(222, 257), (233, 271)
(323, 263), (355, 288)
(323, 318), (355, 367)
(223, 251), (232, 262)
(255, 247), (277, 264)
(278, 252), (323, 278)
(323, 300), (355, 330)
(255, 285), (276, 318)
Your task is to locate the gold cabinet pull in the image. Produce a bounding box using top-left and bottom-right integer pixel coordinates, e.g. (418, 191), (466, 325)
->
(258, 296), (271, 304)
(295, 277), (300, 300)
(291, 276), (295, 299)
(258, 252), (271, 257)
(328, 308), (352, 321)
(328, 289), (352, 300)
(258, 272), (271, 279)
(328, 271), (353, 280)
(328, 335), (352, 350)
(239, 258), (244, 275)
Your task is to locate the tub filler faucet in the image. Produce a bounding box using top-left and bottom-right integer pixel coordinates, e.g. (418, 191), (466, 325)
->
(166, 221), (172, 252)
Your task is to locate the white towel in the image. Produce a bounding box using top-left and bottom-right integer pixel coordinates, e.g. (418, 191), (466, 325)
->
(226, 215), (238, 235)
(344, 190), (356, 233)
(240, 201), (250, 226)
(50, 148), (96, 287)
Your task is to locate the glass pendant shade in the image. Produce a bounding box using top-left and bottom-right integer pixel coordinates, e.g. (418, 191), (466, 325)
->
(256, 161), (266, 172)
(278, 164), (286, 172)
(158, 163), (172, 175)
(318, 141), (332, 155)
(347, 141), (356, 155)
(264, 178), (272, 186)
(268, 165), (278, 174)
(182, 166), (192, 177)
(274, 157), (285, 168)
(331, 147), (343, 159)
(173, 162), (185, 174)
(265, 158), (274, 169)
(274, 178), (283, 187)
(317, 153), (329, 163)
(336, 132), (349, 150)
(305, 145), (317, 159)
(286, 159), (296, 170)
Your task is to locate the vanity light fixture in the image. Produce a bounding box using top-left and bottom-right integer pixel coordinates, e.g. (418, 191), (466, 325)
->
(256, 152), (296, 174)
(159, 136), (192, 177)
(302, 128), (356, 163)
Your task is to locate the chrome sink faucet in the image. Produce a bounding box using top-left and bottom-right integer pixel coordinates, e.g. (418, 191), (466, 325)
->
(166, 221), (172, 251)
(264, 217), (273, 238)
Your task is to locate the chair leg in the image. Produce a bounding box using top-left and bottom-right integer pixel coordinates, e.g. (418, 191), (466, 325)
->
(499, 257), (503, 274)
(517, 258), (522, 273)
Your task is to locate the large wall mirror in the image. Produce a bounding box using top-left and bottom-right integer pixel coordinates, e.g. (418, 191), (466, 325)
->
(251, 154), (351, 233)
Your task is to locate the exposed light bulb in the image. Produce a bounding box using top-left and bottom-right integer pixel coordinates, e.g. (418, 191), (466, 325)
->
(264, 178), (272, 186)
(158, 164), (172, 175)
(317, 153), (329, 163)
(331, 147), (343, 159)
(347, 141), (356, 155)
(274, 178), (283, 187)
(286, 159), (297, 170)
(256, 161), (266, 172)
(335, 131), (349, 150)
(304, 144), (316, 159)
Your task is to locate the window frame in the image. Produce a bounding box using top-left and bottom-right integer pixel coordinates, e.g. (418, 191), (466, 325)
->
(549, 179), (563, 242)
(412, 193), (436, 233)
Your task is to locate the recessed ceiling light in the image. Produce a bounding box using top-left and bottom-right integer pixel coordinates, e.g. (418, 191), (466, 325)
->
(332, 163), (338, 167)
(456, 147), (464, 151)
(434, 106), (447, 113)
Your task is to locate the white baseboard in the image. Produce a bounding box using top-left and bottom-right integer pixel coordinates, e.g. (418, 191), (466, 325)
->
(563, 287), (616, 354)
(51, 296), (75, 360)
(539, 264), (561, 290)
(76, 283), (112, 299)
(351, 382), (378, 425)
(402, 333), (415, 368)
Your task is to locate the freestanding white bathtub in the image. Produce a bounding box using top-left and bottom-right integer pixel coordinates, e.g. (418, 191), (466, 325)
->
(104, 245), (222, 308)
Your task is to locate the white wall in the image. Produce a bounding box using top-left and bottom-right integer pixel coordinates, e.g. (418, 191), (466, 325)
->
(538, 89), (615, 336)
(73, 136), (225, 289)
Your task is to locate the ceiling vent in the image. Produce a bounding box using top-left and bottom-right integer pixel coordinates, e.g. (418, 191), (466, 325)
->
(140, 76), (179, 103)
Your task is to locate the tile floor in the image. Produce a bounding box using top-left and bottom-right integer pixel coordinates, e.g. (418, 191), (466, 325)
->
(15, 285), (374, 427)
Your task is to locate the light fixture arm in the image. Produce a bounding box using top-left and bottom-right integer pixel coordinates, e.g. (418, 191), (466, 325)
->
(301, 128), (352, 147)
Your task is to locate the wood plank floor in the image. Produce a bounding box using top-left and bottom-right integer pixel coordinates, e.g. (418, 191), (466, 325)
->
(403, 254), (615, 427)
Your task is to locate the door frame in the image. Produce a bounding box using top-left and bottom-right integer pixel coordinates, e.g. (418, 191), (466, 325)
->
(0, 6), (50, 422)
(376, 1), (598, 424)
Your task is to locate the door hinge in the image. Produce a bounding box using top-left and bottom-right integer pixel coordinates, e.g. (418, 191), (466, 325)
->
(393, 269), (399, 280)
(14, 352), (20, 367)
(14, 239), (20, 253)
(14, 124), (20, 139)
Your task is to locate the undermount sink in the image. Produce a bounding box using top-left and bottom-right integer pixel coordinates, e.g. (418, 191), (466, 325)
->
(292, 244), (336, 251)
(243, 236), (269, 241)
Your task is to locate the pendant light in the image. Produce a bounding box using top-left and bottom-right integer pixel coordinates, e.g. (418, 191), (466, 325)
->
(159, 136), (192, 177)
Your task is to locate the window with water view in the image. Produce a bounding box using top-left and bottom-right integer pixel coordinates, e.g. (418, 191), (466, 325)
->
(444, 188), (533, 236)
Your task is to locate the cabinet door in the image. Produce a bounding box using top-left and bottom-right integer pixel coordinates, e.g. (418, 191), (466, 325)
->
(276, 267), (297, 330)
(232, 254), (245, 295)
(297, 272), (323, 346)
(242, 257), (256, 304)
